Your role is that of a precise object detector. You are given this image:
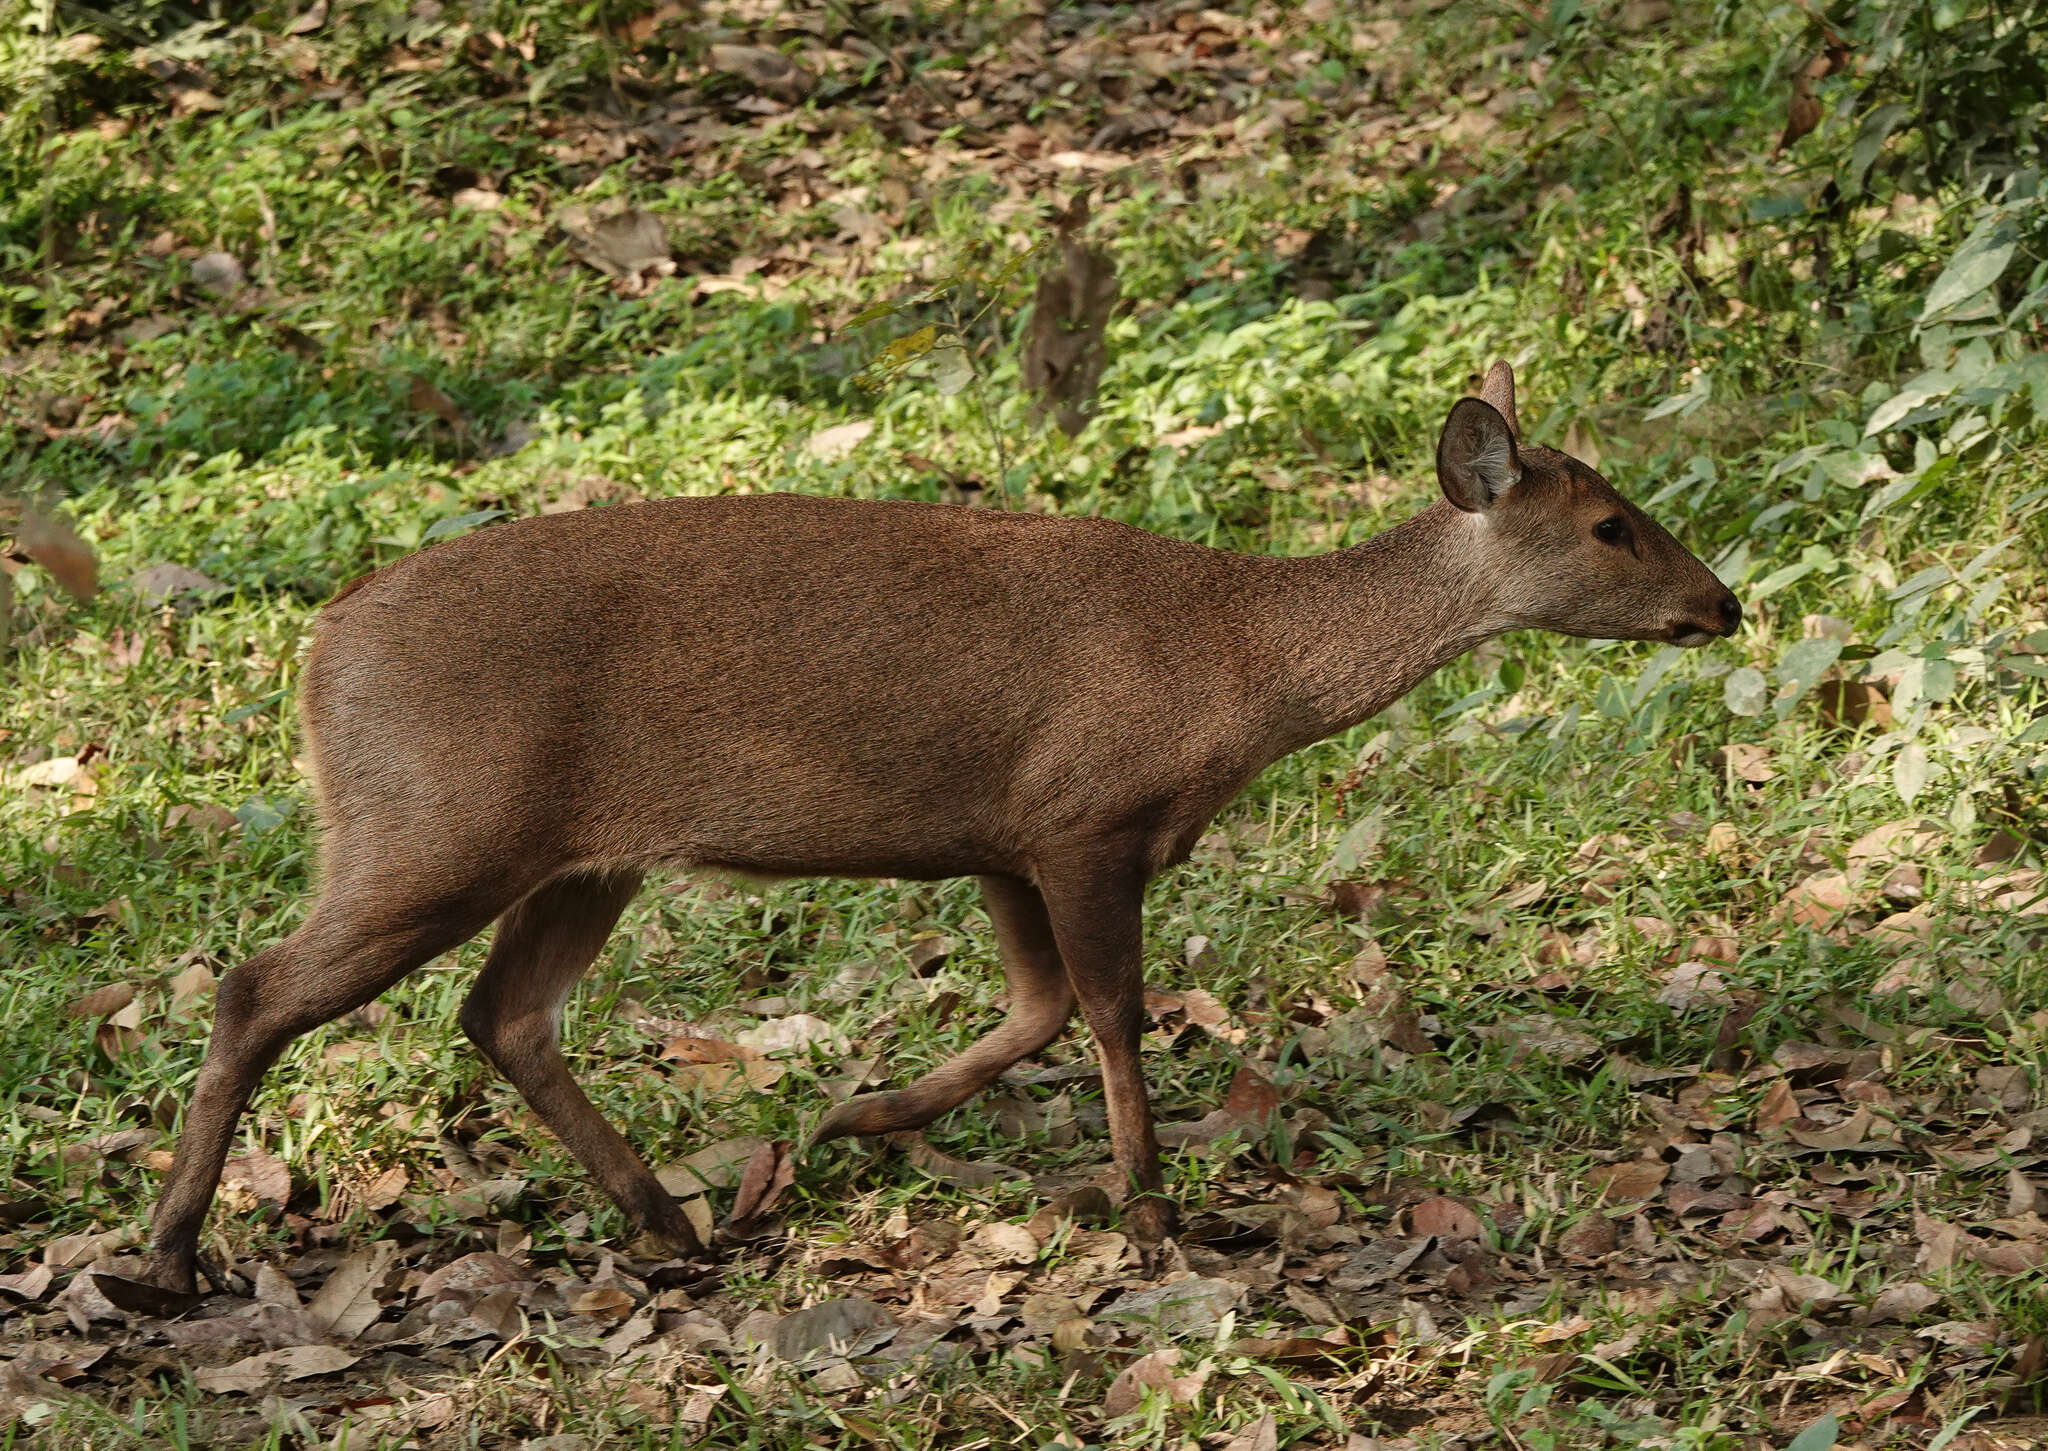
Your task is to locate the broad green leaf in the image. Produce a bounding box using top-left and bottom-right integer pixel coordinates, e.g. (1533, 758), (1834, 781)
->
(422, 508), (506, 542)
(1921, 214), (2019, 322)
(1324, 808), (1385, 879)
(1644, 373), (1710, 422)
(843, 300), (901, 329)
(1865, 369), (1953, 435)
(1787, 1412), (1839, 1451)
(1750, 560), (1815, 600)
(1888, 565), (1951, 602)
(1774, 637), (1842, 716)
(1845, 102), (1909, 194)
(1894, 743), (1931, 806)
(1724, 667), (1767, 717)
(930, 337), (973, 396)
(1629, 647), (1684, 709)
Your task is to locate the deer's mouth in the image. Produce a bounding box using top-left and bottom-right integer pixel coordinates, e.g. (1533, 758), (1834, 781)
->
(1668, 626), (1719, 649)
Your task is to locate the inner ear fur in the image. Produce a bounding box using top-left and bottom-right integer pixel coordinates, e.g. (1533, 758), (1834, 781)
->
(1436, 397), (1521, 513)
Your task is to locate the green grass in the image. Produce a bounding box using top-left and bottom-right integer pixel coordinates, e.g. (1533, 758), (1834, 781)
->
(5, 1), (2048, 1447)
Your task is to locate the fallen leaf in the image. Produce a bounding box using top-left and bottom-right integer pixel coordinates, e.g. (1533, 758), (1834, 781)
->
(1717, 743), (1776, 783)
(1220, 1412), (1279, 1451)
(165, 961), (216, 1008)
(1756, 1078), (1800, 1131)
(1023, 192), (1119, 436)
(733, 1013), (846, 1055)
(657, 1136), (768, 1195)
(1777, 871), (1862, 931)
(1847, 820), (1942, 871)
(1409, 1196), (1482, 1241)
(724, 1140), (795, 1234)
(1102, 1346), (1209, 1418)
(192, 1344), (360, 1394)
(408, 374), (469, 433)
(771, 1297), (895, 1362)
(128, 562), (227, 605)
(1658, 960), (1730, 1011)
(285, 0), (329, 35)
(1157, 1062), (1281, 1147)
(1557, 1215), (1616, 1262)
(190, 251), (246, 296)
(1864, 1281), (1941, 1323)
(1589, 1160), (1668, 1202)
(42, 1227), (132, 1268)
(67, 982), (136, 1019)
(707, 43), (814, 98)
(222, 1151), (290, 1208)
(1100, 1276), (1241, 1337)
(561, 207), (673, 279)
(305, 1241), (398, 1340)
(14, 503), (98, 600)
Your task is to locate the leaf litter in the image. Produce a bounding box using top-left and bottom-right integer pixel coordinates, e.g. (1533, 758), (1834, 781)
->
(10, 2), (2048, 1448)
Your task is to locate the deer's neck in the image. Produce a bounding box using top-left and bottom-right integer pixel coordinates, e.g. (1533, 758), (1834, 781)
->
(1248, 503), (1505, 754)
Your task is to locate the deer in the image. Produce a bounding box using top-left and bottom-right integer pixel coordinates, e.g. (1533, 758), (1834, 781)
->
(128, 362), (1739, 1296)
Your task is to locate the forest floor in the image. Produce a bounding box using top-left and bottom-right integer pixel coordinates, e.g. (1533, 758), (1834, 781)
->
(4, 1), (2048, 1447)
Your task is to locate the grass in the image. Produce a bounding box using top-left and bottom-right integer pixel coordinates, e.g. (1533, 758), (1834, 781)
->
(4, 0), (2048, 1447)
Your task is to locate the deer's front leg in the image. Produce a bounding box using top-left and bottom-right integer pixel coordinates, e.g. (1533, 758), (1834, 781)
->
(1036, 858), (1176, 1246)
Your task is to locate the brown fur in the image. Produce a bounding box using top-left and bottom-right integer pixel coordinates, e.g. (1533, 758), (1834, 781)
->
(140, 365), (1739, 1289)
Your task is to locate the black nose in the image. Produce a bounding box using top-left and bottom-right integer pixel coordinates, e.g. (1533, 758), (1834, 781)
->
(1717, 595), (1743, 635)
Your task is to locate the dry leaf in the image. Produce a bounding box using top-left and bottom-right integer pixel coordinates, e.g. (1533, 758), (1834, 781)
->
(1221, 1412), (1280, 1451)
(707, 43), (814, 99)
(13, 503), (99, 600)
(771, 1297), (895, 1362)
(561, 207), (673, 279)
(222, 1151), (291, 1208)
(1100, 1276), (1241, 1337)
(724, 1140), (795, 1234)
(67, 982), (136, 1019)
(189, 252), (246, 295)
(1717, 743), (1775, 783)
(1023, 193), (1119, 436)
(409, 374), (469, 433)
(129, 562), (226, 605)
(657, 1136), (768, 1196)
(1658, 960), (1730, 1011)
(305, 1242), (398, 1340)
(1865, 1281), (1941, 1323)
(1409, 1196), (1482, 1241)
(1557, 1215), (1616, 1262)
(1589, 1160), (1668, 1202)
(1102, 1346), (1209, 1418)
(193, 1344), (359, 1394)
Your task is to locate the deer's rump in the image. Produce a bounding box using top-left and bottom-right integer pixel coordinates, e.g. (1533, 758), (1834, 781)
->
(300, 494), (1260, 881)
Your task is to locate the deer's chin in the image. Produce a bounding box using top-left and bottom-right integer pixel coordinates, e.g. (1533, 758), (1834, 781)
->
(1668, 627), (1717, 649)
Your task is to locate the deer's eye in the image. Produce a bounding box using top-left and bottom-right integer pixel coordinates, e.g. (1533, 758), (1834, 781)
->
(1593, 516), (1632, 548)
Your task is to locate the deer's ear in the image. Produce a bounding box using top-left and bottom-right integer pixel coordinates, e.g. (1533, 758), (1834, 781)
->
(1436, 398), (1521, 513)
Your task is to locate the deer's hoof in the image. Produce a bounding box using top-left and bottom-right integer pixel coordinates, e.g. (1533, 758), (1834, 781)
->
(1123, 1196), (1180, 1247)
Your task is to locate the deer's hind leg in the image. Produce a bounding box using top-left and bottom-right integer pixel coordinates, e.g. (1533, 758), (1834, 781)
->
(457, 869), (703, 1254)
(145, 867), (522, 1294)
(813, 874), (1075, 1142)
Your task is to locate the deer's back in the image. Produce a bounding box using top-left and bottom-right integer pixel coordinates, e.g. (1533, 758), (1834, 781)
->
(304, 494), (1272, 879)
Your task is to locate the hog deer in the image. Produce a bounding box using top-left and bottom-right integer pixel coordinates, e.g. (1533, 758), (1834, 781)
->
(133, 363), (1738, 1293)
